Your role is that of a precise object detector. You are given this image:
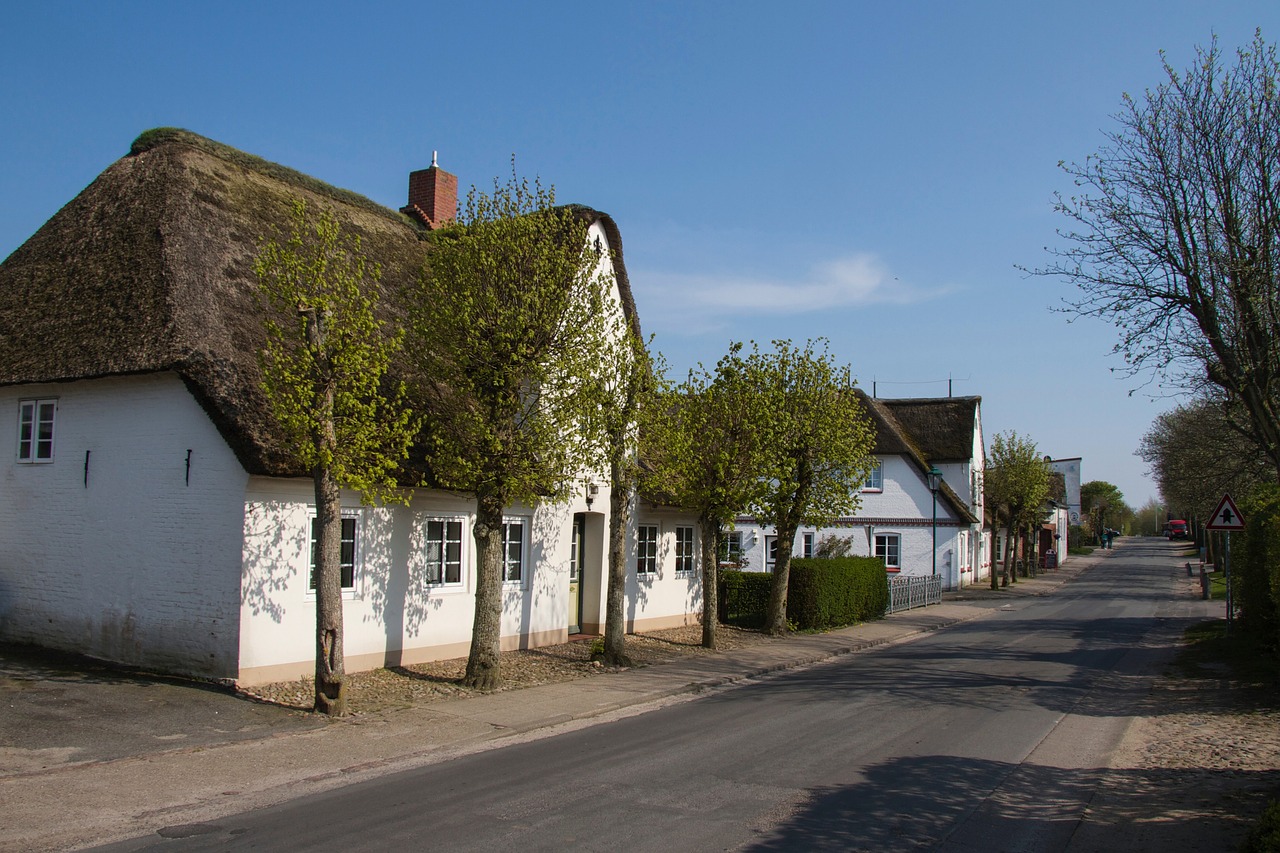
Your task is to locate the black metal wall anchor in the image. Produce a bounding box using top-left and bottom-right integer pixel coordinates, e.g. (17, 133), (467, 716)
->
(83, 449), (90, 488)
(185, 449), (192, 486)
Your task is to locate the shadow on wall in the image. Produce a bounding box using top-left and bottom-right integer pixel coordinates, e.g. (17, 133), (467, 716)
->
(511, 507), (565, 647)
(241, 500), (304, 624)
(741, 753), (1274, 851)
(363, 503), (446, 665)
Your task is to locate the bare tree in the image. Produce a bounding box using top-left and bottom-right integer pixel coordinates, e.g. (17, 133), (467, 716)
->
(1040, 31), (1280, 478)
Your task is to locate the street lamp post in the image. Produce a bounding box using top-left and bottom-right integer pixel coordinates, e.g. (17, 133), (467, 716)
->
(927, 466), (943, 578)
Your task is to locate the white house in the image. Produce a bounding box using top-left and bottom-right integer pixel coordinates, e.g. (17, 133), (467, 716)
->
(733, 393), (987, 591)
(0, 129), (701, 685)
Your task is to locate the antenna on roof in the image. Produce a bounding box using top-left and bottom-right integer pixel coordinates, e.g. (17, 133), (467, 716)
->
(431, 151), (439, 168)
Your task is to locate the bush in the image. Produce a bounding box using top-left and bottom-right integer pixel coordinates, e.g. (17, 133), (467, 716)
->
(787, 557), (889, 629)
(1239, 486), (1280, 642)
(719, 558), (890, 630)
(1241, 798), (1280, 853)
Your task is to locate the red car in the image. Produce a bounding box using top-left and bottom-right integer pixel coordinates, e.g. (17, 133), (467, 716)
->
(1167, 519), (1189, 540)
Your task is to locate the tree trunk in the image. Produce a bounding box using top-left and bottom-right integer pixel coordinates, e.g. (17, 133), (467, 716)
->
(765, 521), (799, 636)
(700, 517), (719, 649)
(305, 307), (346, 716)
(465, 490), (505, 690)
(991, 520), (1002, 590)
(312, 464), (347, 716)
(603, 460), (633, 666)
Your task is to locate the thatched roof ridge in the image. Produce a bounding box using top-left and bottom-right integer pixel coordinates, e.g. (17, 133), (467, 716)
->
(855, 390), (978, 525)
(880, 396), (981, 461)
(129, 128), (422, 230)
(0, 130), (642, 479)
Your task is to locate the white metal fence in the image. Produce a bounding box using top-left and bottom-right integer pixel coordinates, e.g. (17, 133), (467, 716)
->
(887, 575), (941, 613)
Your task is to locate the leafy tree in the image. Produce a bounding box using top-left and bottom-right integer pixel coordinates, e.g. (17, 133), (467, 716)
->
(984, 432), (1050, 589)
(1040, 32), (1280, 479)
(1138, 394), (1270, 529)
(410, 169), (618, 690)
(1081, 481), (1130, 541)
(741, 340), (876, 636)
(642, 344), (771, 649)
(255, 200), (417, 715)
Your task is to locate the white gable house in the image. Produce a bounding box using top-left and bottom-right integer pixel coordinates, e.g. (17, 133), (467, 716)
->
(0, 130), (701, 685)
(732, 394), (986, 591)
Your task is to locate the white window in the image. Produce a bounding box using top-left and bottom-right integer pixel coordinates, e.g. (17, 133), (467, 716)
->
(637, 524), (659, 576)
(17, 399), (56, 463)
(874, 533), (901, 572)
(862, 458), (883, 491)
(765, 535), (778, 571)
(721, 529), (744, 565)
(310, 514), (358, 592)
(425, 518), (464, 585)
(802, 532), (815, 559)
(958, 531), (969, 570)
(503, 519), (527, 583)
(675, 526), (696, 574)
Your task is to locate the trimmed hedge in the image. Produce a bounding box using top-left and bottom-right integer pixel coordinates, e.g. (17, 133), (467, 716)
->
(718, 557), (889, 630)
(788, 557), (889, 630)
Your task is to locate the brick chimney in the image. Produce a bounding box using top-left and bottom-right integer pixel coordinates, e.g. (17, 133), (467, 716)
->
(402, 151), (457, 229)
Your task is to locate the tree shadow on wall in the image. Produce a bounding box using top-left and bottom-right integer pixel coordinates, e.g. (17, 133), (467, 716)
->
(241, 500), (304, 624)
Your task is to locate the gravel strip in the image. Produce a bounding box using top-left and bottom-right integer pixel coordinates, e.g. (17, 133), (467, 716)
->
(239, 624), (770, 714)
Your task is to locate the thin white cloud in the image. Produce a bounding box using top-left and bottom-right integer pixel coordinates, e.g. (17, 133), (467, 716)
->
(635, 252), (952, 316)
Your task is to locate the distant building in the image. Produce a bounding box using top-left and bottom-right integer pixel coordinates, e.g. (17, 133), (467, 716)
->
(1047, 457), (1082, 527)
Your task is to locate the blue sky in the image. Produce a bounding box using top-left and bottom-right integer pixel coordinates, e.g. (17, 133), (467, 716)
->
(4, 2), (1278, 508)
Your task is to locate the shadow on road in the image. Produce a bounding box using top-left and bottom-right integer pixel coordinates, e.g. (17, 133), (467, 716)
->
(740, 753), (1276, 852)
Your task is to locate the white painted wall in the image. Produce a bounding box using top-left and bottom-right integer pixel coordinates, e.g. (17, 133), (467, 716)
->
(238, 480), (704, 684)
(0, 373), (248, 677)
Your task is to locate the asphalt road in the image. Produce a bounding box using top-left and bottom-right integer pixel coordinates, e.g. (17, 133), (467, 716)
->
(96, 541), (1195, 852)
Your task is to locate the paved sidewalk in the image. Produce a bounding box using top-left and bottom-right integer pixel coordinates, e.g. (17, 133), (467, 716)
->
(1, 557), (1102, 852)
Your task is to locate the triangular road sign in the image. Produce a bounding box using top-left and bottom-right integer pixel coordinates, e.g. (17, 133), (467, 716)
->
(1206, 493), (1246, 531)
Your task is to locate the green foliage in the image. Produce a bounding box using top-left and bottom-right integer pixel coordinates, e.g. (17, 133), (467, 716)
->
(717, 560), (888, 630)
(410, 164), (620, 505)
(643, 344), (772, 525)
(787, 557), (889, 629)
(255, 199), (417, 503)
(1081, 480), (1132, 536)
(742, 340), (877, 532)
(1241, 799), (1280, 853)
(1238, 486), (1280, 641)
(986, 432), (1050, 526)
(718, 570), (773, 628)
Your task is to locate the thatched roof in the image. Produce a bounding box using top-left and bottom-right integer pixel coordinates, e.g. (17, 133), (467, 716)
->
(880, 396), (981, 462)
(855, 390), (978, 524)
(0, 128), (639, 477)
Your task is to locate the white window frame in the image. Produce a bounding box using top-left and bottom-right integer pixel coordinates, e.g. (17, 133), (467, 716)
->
(721, 529), (744, 566)
(862, 458), (883, 492)
(874, 533), (901, 572)
(636, 524), (659, 577)
(309, 510), (360, 597)
(765, 535), (778, 572)
(425, 516), (466, 587)
(675, 525), (696, 575)
(802, 532), (815, 559)
(502, 518), (528, 585)
(17, 398), (57, 463)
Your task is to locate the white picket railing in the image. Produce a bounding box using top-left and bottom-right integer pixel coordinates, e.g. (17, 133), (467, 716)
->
(887, 575), (941, 613)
